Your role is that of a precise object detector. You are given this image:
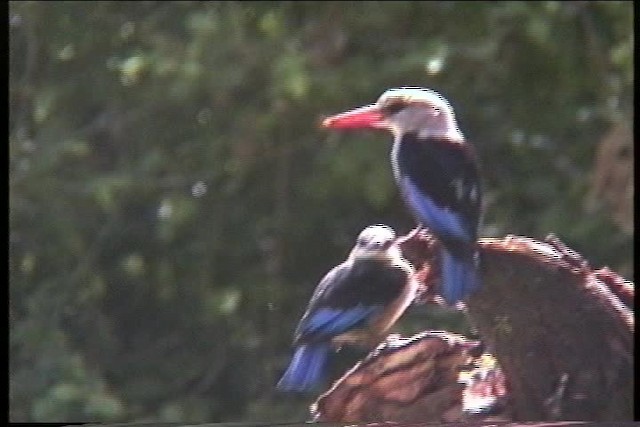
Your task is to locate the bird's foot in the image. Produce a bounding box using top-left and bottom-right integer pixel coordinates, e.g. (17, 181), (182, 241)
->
(397, 225), (423, 244)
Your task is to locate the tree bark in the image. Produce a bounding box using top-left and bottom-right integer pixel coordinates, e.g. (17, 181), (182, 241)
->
(311, 232), (634, 423)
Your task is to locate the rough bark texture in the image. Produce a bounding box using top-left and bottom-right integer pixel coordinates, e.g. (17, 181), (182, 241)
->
(311, 331), (490, 423)
(309, 231), (634, 423)
(465, 234), (633, 421)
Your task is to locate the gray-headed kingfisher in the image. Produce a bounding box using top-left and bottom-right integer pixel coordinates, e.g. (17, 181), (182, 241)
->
(277, 224), (416, 392)
(322, 88), (483, 305)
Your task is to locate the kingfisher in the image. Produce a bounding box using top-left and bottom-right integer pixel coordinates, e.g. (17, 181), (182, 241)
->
(277, 224), (416, 392)
(322, 87), (482, 305)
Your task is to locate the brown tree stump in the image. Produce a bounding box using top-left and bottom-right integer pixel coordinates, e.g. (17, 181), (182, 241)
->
(310, 232), (633, 423)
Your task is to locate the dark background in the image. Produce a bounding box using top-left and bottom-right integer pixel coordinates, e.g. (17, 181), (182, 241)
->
(9, 1), (633, 423)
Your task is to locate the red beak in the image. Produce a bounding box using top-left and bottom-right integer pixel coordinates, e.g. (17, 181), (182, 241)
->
(321, 104), (389, 130)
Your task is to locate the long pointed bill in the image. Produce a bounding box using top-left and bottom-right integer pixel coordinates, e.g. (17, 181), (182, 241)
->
(321, 104), (389, 130)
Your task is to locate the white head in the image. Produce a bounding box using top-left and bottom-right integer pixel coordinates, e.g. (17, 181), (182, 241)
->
(322, 87), (464, 142)
(376, 87), (464, 141)
(348, 224), (402, 261)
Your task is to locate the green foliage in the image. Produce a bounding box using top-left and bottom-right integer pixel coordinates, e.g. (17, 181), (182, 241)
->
(9, 1), (632, 422)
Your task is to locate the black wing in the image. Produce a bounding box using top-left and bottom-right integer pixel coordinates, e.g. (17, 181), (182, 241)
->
(395, 134), (482, 242)
(293, 259), (410, 343)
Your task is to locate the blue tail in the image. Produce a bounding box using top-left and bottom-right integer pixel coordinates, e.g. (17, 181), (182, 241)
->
(440, 249), (480, 304)
(277, 344), (329, 392)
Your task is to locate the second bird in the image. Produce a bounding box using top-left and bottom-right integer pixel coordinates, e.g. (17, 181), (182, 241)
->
(277, 224), (416, 392)
(322, 87), (483, 305)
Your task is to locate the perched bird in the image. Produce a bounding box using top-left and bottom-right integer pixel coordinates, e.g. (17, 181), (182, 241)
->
(277, 224), (416, 392)
(322, 87), (482, 304)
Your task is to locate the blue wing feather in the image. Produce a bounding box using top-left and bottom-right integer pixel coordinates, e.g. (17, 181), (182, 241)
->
(401, 177), (472, 242)
(299, 306), (381, 338)
(279, 256), (409, 393)
(401, 176), (480, 303)
(277, 344), (329, 392)
(440, 249), (480, 304)
(278, 306), (383, 392)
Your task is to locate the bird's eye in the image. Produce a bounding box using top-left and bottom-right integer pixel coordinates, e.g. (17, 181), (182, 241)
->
(356, 237), (368, 247)
(381, 101), (407, 115)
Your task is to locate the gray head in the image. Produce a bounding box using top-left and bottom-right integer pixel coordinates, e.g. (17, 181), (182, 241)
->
(323, 87), (464, 142)
(349, 224), (399, 260)
(376, 87), (463, 141)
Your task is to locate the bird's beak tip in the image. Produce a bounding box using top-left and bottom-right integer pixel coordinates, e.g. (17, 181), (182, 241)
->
(319, 105), (386, 131)
(319, 116), (335, 129)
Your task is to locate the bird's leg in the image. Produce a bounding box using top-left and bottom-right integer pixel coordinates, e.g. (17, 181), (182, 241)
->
(395, 225), (425, 250)
(399, 225), (424, 243)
